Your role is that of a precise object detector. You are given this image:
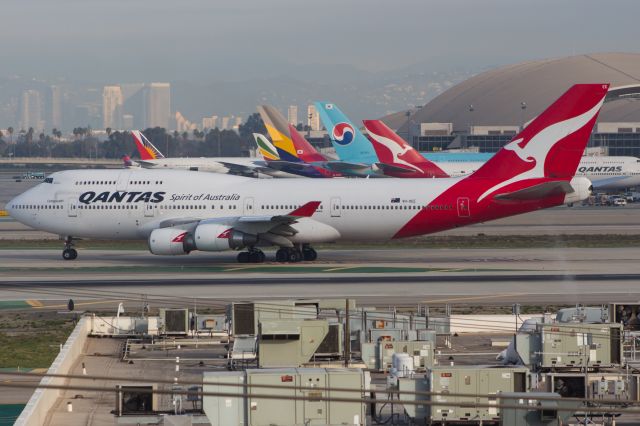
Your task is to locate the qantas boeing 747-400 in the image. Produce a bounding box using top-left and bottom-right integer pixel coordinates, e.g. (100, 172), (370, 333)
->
(7, 84), (607, 263)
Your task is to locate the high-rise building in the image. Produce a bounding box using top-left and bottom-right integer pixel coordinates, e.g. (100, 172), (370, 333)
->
(202, 115), (218, 130)
(287, 105), (298, 126)
(20, 89), (43, 131)
(143, 83), (171, 129)
(102, 85), (123, 130)
(49, 85), (62, 130)
(233, 116), (243, 130)
(175, 111), (197, 133)
(221, 116), (231, 130)
(120, 83), (145, 129)
(307, 104), (320, 131)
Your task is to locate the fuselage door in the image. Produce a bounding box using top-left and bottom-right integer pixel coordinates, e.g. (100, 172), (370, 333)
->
(116, 171), (131, 192)
(144, 202), (155, 217)
(244, 197), (254, 215)
(330, 197), (341, 218)
(457, 197), (470, 218)
(67, 197), (78, 217)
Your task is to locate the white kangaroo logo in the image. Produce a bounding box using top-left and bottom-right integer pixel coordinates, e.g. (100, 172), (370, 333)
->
(368, 129), (423, 174)
(477, 96), (605, 202)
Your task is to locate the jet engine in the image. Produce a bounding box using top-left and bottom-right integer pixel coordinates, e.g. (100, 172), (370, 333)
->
(148, 228), (191, 255)
(191, 223), (258, 251)
(564, 176), (593, 205)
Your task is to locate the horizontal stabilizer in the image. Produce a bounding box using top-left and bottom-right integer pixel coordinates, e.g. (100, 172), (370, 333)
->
(266, 160), (317, 172)
(375, 162), (420, 174)
(493, 180), (574, 201)
(323, 161), (371, 173)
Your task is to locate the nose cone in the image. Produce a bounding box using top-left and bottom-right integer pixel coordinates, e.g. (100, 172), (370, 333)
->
(5, 195), (19, 219)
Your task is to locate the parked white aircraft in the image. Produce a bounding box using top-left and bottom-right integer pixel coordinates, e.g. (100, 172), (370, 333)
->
(7, 84), (607, 262)
(365, 119), (640, 189)
(130, 130), (298, 178)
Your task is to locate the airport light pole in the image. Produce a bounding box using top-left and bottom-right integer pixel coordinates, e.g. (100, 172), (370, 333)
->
(520, 101), (527, 130)
(467, 104), (474, 149)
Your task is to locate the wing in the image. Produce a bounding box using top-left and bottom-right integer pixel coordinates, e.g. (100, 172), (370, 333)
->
(216, 161), (276, 178)
(151, 201), (324, 247)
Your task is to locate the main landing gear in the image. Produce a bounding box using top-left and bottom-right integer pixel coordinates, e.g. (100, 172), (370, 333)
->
(62, 236), (78, 260)
(237, 248), (266, 264)
(275, 245), (317, 263)
(235, 244), (318, 263)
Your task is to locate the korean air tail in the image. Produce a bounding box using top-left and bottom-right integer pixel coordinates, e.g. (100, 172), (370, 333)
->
(253, 133), (280, 161)
(362, 119), (449, 178)
(131, 130), (165, 160)
(314, 102), (378, 164)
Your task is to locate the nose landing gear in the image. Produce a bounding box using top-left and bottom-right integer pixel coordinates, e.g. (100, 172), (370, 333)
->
(62, 236), (78, 260)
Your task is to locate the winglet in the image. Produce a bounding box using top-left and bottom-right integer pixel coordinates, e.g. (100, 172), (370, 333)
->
(288, 201), (321, 217)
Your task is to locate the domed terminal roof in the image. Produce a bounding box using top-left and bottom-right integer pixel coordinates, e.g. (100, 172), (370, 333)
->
(382, 53), (640, 133)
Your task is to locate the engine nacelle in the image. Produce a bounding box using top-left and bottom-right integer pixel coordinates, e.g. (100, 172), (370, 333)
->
(288, 218), (341, 243)
(148, 228), (190, 256)
(564, 176), (593, 205)
(192, 223), (258, 251)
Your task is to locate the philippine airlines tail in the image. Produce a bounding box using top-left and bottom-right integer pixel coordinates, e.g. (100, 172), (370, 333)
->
(131, 130), (165, 160)
(363, 119), (449, 178)
(472, 84), (609, 202)
(315, 102), (379, 164)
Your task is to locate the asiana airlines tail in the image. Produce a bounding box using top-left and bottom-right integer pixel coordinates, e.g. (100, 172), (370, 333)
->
(7, 84), (607, 263)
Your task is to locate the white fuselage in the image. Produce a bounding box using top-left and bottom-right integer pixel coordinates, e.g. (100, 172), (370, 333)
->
(434, 156), (640, 189)
(138, 157), (299, 178)
(7, 169), (453, 241)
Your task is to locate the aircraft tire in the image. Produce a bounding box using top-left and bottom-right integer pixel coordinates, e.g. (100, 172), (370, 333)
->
(62, 248), (78, 260)
(275, 248), (289, 262)
(248, 250), (265, 263)
(288, 249), (302, 263)
(303, 248), (317, 261)
(237, 252), (250, 263)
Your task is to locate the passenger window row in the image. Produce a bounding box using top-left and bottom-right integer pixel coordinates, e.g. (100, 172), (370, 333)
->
(79, 205), (138, 210)
(11, 204), (63, 210)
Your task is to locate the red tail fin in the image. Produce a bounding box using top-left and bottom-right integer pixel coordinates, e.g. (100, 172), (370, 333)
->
(472, 84), (608, 202)
(131, 130), (165, 160)
(474, 84), (608, 180)
(363, 119), (448, 178)
(288, 124), (327, 162)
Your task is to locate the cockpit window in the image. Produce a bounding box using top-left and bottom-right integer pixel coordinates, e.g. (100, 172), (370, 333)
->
(44, 178), (53, 183)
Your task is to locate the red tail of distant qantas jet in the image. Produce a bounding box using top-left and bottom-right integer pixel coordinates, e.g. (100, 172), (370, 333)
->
(363, 119), (449, 178)
(395, 83), (609, 238)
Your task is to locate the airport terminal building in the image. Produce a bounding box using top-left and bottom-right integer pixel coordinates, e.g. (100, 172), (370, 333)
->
(382, 52), (640, 156)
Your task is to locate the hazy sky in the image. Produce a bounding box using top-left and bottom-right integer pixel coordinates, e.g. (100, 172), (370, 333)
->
(1, 0), (639, 83)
